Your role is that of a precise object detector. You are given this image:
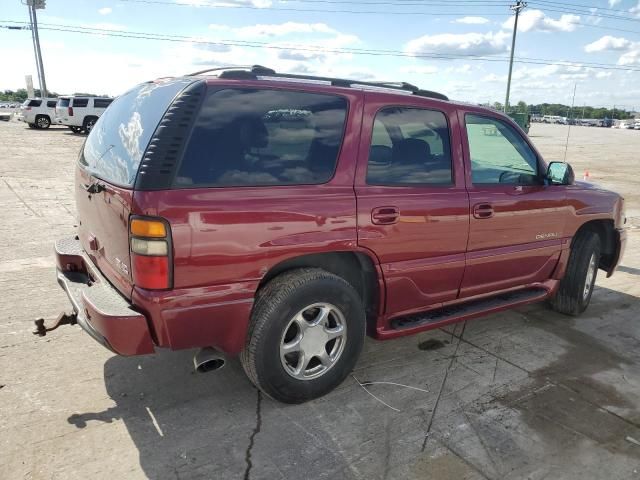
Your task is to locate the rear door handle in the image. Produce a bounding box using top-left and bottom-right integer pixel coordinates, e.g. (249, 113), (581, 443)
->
(372, 206), (400, 225)
(473, 203), (494, 219)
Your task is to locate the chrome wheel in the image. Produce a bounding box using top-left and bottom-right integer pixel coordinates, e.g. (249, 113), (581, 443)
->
(36, 116), (50, 128)
(85, 119), (95, 133)
(280, 302), (347, 380)
(583, 253), (596, 300)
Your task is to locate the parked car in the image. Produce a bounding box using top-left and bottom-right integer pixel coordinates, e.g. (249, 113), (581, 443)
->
(38, 66), (627, 404)
(15, 97), (58, 129)
(55, 96), (114, 133)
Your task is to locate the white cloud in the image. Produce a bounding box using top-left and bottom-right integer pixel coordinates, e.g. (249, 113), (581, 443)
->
(585, 35), (633, 52)
(609, 0), (621, 6)
(453, 16), (490, 25)
(502, 9), (580, 33)
(631, 1), (640, 17)
(405, 31), (510, 57)
(596, 71), (612, 79)
(178, 0), (272, 7)
(209, 22), (337, 37)
(400, 65), (439, 75)
(98, 7), (112, 15)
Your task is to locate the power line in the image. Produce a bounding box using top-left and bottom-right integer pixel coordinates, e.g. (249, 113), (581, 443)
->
(529, 0), (637, 16)
(116, 0), (512, 16)
(528, 2), (640, 23)
(3, 20), (640, 73)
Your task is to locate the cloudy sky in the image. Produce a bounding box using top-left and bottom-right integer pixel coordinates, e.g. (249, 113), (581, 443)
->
(1, 0), (640, 108)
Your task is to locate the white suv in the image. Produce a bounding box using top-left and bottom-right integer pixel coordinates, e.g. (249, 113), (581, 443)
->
(55, 96), (114, 134)
(16, 98), (58, 129)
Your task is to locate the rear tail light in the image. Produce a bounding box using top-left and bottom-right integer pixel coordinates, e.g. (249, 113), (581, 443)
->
(129, 217), (172, 290)
(68, 106), (73, 116)
(25, 107), (31, 111)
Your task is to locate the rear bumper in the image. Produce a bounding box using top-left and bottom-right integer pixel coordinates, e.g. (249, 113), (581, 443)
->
(55, 237), (155, 355)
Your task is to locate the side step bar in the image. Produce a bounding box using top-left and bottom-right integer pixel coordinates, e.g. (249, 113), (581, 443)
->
(389, 287), (550, 332)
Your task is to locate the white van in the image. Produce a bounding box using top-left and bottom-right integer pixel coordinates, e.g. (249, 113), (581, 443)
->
(55, 96), (114, 133)
(16, 98), (58, 129)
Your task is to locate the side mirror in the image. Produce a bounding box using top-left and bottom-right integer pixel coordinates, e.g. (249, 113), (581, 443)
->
(546, 161), (574, 185)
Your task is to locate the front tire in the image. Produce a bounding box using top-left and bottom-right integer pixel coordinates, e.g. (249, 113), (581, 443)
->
(241, 268), (365, 404)
(35, 115), (51, 129)
(550, 230), (601, 316)
(83, 116), (97, 134)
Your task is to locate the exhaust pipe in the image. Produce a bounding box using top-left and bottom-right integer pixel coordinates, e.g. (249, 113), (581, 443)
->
(193, 347), (226, 373)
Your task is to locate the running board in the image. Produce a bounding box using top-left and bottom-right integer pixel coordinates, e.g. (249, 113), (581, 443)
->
(390, 287), (549, 332)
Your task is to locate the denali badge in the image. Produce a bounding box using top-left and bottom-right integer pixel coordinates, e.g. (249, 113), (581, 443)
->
(536, 232), (559, 240)
(114, 257), (129, 275)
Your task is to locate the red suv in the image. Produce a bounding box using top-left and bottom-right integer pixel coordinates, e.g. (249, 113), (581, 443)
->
(41, 66), (626, 403)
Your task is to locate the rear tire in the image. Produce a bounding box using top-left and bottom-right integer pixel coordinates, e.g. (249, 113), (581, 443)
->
(70, 126), (83, 134)
(550, 230), (601, 316)
(241, 268), (365, 404)
(27, 123), (36, 129)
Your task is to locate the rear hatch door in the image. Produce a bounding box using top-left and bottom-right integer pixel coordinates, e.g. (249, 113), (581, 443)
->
(76, 78), (195, 298)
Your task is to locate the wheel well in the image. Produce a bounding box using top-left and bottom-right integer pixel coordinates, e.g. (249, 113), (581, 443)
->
(258, 252), (380, 331)
(84, 116), (98, 124)
(573, 219), (615, 270)
(35, 114), (50, 121)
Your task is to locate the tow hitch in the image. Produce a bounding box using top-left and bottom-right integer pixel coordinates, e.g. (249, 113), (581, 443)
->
(33, 312), (77, 337)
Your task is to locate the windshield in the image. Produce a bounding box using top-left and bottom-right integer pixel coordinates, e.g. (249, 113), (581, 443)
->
(80, 78), (194, 187)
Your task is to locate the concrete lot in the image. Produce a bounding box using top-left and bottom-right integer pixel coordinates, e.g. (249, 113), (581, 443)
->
(0, 120), (639, 479)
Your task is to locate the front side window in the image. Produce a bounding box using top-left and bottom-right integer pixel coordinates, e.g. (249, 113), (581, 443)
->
(465, 114), (539, 185)
(176, 89), (348, 187)
(366, 107), (452, 185)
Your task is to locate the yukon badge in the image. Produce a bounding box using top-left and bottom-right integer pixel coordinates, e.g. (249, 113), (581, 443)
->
(536, 232), (559, 240)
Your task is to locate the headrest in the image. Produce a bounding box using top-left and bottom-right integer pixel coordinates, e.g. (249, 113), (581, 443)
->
(392, 138), (431, 164)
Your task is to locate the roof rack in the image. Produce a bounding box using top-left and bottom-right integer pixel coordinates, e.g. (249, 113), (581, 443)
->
(187, 65), (448, 101)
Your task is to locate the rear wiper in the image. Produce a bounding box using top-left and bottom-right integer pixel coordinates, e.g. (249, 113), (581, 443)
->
(84, 181), (105, 194)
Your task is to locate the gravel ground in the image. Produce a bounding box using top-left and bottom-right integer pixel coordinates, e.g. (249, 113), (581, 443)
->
(0, 120), (639, 480)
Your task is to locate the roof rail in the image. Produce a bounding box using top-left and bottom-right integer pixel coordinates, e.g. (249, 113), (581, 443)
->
(187, 65), (449, 101)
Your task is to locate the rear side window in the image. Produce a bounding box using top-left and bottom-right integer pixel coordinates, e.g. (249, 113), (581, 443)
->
(57, 98), (70, 107)
(366, 107), (452, 185)
(46, 100), (57, 108)
(72, 98), (89, 108)
(24, 99), (42, 107)
(81, 79), (194, 186)
(176, 88), (348, 187)
(94, 98), (113, 108)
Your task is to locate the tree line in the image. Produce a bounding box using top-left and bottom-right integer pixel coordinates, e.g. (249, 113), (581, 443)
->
(0, 89), (109, 102)
(485, 101), (634, 120)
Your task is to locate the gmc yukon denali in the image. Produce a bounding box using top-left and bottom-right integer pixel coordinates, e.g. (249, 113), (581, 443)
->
(37, 66), (627, 403)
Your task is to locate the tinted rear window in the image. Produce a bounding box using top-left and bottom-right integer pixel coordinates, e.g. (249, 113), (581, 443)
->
(46, 100), (57, 108)
(58, 98), (70, 107)
(81, 79), (194, 186)
(73, 98), (89, 108)
(94, 98), (113, 108)
(25, 99), (41, 107)
(176, 88), (348, 187)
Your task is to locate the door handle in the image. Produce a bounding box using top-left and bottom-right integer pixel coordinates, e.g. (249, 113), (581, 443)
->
(371, 206), (400, 225)
(473, 203), (494, 219)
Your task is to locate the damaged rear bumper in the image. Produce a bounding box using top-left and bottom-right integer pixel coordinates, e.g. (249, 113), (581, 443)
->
(50, 237), (155, 355)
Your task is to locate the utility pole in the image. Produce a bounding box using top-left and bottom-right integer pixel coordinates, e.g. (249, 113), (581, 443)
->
(504, 1), (526, 113)
(25, 0), (47, 98)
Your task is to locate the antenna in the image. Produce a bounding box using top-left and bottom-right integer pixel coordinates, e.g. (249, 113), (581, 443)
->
(563, 83), (577, 162)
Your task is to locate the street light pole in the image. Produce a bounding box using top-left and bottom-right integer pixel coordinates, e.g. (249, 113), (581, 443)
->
(27, 5), (44, 98)
(25, 0), (47, 98)
(504, 1), (526, 113)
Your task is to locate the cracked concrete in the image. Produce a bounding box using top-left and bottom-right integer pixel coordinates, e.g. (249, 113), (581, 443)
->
(1, 120), (640, 479)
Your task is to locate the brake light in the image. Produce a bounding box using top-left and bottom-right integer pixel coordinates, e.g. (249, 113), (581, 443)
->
(25, 107), (32, 111)
(129, 217), (172, 290)
(68, 106), (73, 116)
